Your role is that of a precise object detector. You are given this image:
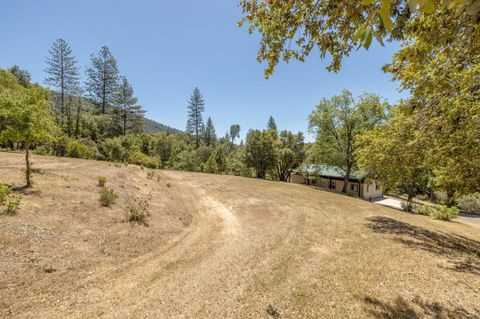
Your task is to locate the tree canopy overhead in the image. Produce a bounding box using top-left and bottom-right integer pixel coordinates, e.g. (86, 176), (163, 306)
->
(239, 0), (480, 77)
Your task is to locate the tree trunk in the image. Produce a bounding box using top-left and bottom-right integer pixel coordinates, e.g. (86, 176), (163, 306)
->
(75, 99), (81, 138)
(446, 191), (456, 207)
(342, 166), (351, 193)
(407, 186), (414, 206)
(61, 55), (65, 127)
(25, 143), (31, 188)
(123, 108), (127, 136)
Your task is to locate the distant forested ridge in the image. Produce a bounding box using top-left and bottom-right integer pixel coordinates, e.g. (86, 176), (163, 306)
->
(144, 118), (180, 134)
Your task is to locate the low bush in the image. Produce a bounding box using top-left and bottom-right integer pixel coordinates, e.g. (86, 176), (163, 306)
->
(433, 191), (448, 205)
(417, 205), (437, 216)
(0, 183), (11, 203)
(431, 205), (459, 221)
(1, 195), (22, 215)
(126, 194), (152, 224)
(66, 138), (100, 159)
(456, 193), (480, 213)
(99, 187), (118, 207)
(401, 201), (414, 212)
(97, 176), (107, 187)
(128, 151), (158, 169)
(416, 194), (429, 201)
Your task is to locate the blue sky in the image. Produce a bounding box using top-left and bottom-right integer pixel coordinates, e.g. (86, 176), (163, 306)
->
(0, 0), (407, 141)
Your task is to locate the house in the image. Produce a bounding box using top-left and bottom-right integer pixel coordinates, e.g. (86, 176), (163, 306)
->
(290, 165), (383, 201)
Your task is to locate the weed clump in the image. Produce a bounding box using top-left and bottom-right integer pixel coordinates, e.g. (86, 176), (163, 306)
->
(126, 193), (152, 224)
(401, 201), (414, 212)
(0, 184), (21, 215)
(0, 183), (11, 202)
(99, 187), (118, 207)
(97, 176), (107, 187)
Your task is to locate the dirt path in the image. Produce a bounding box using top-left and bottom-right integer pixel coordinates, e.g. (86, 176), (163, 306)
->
(44, 171), (250, 318)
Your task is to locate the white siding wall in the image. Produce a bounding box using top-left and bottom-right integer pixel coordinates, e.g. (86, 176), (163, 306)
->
(362, 182), (383, 200)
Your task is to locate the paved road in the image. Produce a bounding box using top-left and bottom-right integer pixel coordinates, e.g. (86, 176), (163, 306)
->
(373, 197), (480, 228)
(373, 197), (403, 210)
(458, 212), (480, 227)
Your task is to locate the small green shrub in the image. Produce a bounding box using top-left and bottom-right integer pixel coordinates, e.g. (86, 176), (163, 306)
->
(97, 176), (107, 187)
(431, 205), (459, 221)
(346, 190), (356, 197)
(99, 187), (118, 207)
(66, 138), (100, 159)
(128, 151), (158, 169)
(1, 194), (21, 216)
(416, 194), (429, 201)
(433, 191), (448, 205)
(113, 162), (122, 168)
(417, 205), (437, 216)
(0, 184), (11, 203)
(126, 194), (152, 224)
(457, 193), (480, 213)
(401, 201), (414, 212)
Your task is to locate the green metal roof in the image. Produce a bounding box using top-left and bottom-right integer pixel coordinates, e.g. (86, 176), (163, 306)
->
(294, 164), (367, 181)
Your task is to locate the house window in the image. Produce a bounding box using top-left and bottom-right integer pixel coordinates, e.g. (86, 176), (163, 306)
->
(331, 181), (336, 189)
(375, 184), (380, 190)
(351, 184), (355, 191)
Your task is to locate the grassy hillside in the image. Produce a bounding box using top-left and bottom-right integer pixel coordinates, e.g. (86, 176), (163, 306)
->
(0, 152), (479, 318)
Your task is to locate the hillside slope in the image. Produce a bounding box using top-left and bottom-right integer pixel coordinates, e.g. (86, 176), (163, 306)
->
(0, 152), (479, 318)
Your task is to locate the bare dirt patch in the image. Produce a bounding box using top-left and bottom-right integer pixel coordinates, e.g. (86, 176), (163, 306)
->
(1, 152), (479, 318)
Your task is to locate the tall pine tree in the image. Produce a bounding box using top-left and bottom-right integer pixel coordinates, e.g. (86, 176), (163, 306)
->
(45, 39), (80, 126)
(114, 76), (145, 135)
(267, 116), (277, 131)
(203, 116), (217, 146)
(186, 87), (205, 148)
(86, 46), (119, 114)
(229, 124), (240, 149)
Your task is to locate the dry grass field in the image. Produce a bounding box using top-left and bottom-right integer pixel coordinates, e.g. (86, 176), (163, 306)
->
(0, 152), (479, 318)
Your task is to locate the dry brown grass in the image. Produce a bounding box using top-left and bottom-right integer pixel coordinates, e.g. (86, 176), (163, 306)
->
(0, 152), (479, 318)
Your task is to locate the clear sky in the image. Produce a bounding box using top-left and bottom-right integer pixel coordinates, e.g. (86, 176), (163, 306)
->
(0, 0), (407, 141)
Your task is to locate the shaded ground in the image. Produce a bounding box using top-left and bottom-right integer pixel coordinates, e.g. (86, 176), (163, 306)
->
(1, 152), (479, 318)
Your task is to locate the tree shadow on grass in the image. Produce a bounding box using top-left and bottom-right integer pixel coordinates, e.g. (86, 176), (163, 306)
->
(363, 295), (479, 319)
(366, 216), (480, 275)
(10, 185), (40, 196)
